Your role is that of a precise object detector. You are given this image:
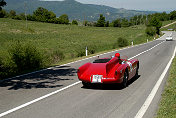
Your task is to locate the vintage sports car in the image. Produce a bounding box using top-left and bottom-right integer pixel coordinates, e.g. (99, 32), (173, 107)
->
(77, 53), (139, 88)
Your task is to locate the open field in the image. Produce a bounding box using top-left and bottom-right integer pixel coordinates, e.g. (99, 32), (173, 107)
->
(161, 23), (176, 31)
(0, 18), (151, 59)
(162, 20), (175, 27)
(0, 18), (153, 79)
(156, 57), (176, 118)
(161, 20), (176, 31)
(0, 19), (151, 55)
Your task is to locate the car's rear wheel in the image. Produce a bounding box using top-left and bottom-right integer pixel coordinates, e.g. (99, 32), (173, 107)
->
(82, 81), (90, 87)
(122, 71), (128, 88)
(135, 62), (139, 77)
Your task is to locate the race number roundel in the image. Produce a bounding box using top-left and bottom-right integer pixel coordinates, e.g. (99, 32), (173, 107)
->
(127, 62), (133, 72)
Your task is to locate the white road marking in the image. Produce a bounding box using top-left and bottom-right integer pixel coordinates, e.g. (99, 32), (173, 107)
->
(0, 40), (165, 117)
(134, 46), (176, 118)
(128, 41), (164, 60)
(0, 81), (81, 117)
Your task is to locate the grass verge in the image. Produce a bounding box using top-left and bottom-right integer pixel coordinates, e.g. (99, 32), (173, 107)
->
(156, 57), (176, 118)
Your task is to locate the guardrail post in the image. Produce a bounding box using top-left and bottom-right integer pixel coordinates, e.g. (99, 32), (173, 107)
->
(131, 40), (133, 47)
(86, 46), (88, 56)
(147, 39), (148, 43)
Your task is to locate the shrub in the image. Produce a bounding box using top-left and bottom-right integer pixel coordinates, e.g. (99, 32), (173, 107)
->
(145, 26), (156, 36)
(0, 56), (15, 79)
(9, 42), (43, 73)
(112, 19), (121, 27)
(51, 49), (65, 63)
(88, 46), (96, 54)
(77, 50), (85, 57)
(9, 10), (16, 18)
(105, 21), (109, 27)
(13, 15), (22, 20)
(58, 14), (69, 24)
(0, 9), (6, 18)
(72, 20), (78, 25)
(117, 37), (129, 47)
(0, 57), (5, 79)
(84, 21), (88, 26)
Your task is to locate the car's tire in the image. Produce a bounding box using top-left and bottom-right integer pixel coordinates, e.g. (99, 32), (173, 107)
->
(122, 71), (128, 88)
(82, 81), (90, 87)
(135, 62), (139, 77)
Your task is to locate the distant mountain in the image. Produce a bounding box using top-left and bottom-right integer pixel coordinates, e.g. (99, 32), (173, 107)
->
(4, 0), (155, 21)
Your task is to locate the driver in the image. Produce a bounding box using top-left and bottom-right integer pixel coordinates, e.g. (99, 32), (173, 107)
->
(115, 53), (122, 64)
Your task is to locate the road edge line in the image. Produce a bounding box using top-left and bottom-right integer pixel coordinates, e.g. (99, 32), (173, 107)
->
(134, 46), (176, 118)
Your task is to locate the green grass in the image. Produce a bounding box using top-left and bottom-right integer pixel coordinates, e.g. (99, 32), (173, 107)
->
(0, 18), (152, 59)
(162, 20), (175, 27)
(156, 57), (176, 118)
(161, 22), (176, 31)
(0, 18), (153, 79)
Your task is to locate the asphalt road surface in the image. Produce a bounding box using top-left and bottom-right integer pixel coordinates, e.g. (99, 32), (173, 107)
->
(0, 31), (176, 118)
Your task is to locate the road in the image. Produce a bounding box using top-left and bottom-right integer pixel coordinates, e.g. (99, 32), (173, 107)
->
(161, 21), (176, 28)
(0, 31), (176, 118)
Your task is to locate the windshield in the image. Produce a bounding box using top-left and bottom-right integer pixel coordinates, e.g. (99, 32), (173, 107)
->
(93, 58), (111, 63)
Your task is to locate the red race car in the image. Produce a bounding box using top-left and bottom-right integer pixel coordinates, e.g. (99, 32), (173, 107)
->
(77, 53), (139, 88)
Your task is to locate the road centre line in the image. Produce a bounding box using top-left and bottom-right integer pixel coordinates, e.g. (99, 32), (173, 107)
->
(134, 46), (176, 118)
(0, 40), (165, 117)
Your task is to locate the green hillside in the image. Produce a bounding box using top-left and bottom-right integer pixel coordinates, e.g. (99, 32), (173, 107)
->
(0, 18), (152, 79)
(0, 18), (151, 58)
(4, 0), (155, 21)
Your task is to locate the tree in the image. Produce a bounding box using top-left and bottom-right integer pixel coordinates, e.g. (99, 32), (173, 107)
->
(170, 10), (176, 20)
(96, 14), (105, 27)
(33, 7), (56, 22)
(0, 0), (6, 10)
(72, 20), (78, 25)
(58, 14), (69, 24)
(148, 16), (162, 35)
(145, 26), (156, 36)
(121, 18), (130, 27)
(105, 21), (109, 27)
(9, 10), (16, 18)
(0, 9), (6, 18)
(113, 19), (121, 27)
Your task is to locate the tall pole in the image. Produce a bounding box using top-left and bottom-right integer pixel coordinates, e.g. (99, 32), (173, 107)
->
(24, 1), (27, 29)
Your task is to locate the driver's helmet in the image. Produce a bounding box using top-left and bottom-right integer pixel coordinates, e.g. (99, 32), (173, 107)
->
(115, 53), (120, 58)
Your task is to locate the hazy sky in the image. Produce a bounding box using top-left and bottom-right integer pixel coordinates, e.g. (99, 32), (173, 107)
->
(42, 0), (176, 11)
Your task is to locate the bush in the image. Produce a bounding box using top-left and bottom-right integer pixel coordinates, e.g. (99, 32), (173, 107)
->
(77, 50), (85, 57)
(9, 10), (16, 18)
(13, 15), (22, 20)
(57, 14), (69, 24)
(112, 19), (121, 27)
(9, 42), (43, 73)
(0, 56), (15, 79)
(145, 26), (156, 36)
(72, 20), (78, 25)
(105, 21), (109, 27)
(0, 57), (6, 79)
(51, 49), (65, 63)
(117, 37), (129, 47)
(88, 46), (96, 54)
(0, 9), (6, 18)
